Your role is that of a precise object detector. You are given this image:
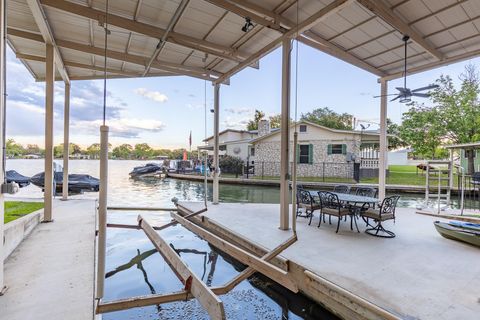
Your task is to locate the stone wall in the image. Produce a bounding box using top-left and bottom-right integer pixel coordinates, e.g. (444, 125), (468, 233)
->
(253, 140), (359, 178)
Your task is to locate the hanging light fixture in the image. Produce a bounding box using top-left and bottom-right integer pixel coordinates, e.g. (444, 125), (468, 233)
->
(241, 17), (254, 32)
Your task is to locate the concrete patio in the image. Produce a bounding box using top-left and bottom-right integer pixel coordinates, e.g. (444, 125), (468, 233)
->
(0, 199), (96, 320)
(179, 201), (480, 320)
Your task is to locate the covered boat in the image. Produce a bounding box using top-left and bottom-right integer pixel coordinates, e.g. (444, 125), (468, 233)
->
(30, 171), (99, 194)
(434, 221), (480, 248)
(129, 163), (163, 178)
(6, 170), (30, 187)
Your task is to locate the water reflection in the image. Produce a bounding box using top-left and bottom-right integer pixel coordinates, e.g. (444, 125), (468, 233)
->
(7, 159), (446, 209)
(104, 210), (339, 320)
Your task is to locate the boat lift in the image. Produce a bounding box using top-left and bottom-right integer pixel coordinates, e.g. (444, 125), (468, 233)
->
(96, 206), (298, 319)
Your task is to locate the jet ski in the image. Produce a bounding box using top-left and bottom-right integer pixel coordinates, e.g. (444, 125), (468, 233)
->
(129, 163), (163, 178)
(30, 171), (99, 194)
(6, 170), (30, 187)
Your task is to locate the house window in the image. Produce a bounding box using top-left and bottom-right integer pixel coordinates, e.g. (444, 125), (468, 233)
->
(299, 124), (307, 133)
(297, 144), (313, 164)
(328, 144), (346, 155)
(250, 147), (255, 156)
(219, 145), (226, 151)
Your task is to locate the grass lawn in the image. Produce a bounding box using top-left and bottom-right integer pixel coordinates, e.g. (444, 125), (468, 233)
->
(4, 201), (44, 224)
(361, 165), (456, 186)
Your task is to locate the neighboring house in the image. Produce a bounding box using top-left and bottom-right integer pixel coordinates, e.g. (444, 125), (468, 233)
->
(198, 125), (279, 164)
(251, 120), (383, 178)
(197, 119), (387, 179)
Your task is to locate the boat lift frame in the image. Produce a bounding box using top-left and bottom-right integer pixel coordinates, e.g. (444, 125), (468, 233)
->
(95, 207), (298, 319)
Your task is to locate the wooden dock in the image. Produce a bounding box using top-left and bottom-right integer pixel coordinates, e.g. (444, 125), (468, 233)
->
(177, 201), (480, 320)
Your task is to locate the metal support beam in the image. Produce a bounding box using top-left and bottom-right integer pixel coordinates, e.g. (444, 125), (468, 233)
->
(44, 44), (55, 222)
(96, 125), (109, 299)
(378, 79), (388, 201)
(62, 83), (70, 200)
(138, 215), (226, 319)
(7, 28), (222, 81)
(357, 0), (443, 60)
(143, 0), (189, 76)
(40, 0), (247, 63)
(214, 0), (353, 84)
(213, 84), (220, 204)
(0, 0), (6, 294)
(279, 38), (291, 230)
(171, 212), (298, 292)
(26, 0), (70, 83)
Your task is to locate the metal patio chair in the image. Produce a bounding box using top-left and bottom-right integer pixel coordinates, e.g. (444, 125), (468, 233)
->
(361, 195), (400, 238)
(355, 187), (377, 197)
(317, 191), (351, 233)
(297, 188), (320, 222)
(333, 185), (350, 194)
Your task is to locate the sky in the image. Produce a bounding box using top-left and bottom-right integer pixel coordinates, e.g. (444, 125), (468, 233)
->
(5, 42), (480, 150)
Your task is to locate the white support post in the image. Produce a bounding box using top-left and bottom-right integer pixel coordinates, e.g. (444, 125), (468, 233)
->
(96, 125), (109, 299)
(44, 44), (55, 222)
(62, 83), (70, 200)
(280, 38), (291, 230)
(379, 79), (388, 201)
(0, 0), (6, 294)
(213, 84), (220, 204)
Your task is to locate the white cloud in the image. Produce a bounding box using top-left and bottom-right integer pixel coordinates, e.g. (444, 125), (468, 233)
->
(134, 88), (168, 103)
(222, 116), (250, 129)
(224, 107), (253, 115)
(8, 100), (45, 115)
(71, 118), (166, 138)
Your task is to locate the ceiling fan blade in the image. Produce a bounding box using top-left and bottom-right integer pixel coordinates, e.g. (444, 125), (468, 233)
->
(411, 92), (430, 98)
(390, 95), (402, 102)
(373, 94), (398, 98)
(411, 84), (439, 92)
(395, 87), (407, 93)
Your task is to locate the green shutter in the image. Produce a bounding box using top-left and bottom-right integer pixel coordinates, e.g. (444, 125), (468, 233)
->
(308, 144), (313, 164)
(296, 144), (300, 164)
(341, 144), (347, 155)
(327, 144), (332, 155)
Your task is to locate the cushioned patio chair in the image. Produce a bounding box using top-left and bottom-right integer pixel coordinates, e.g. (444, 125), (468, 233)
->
(317, 191), (351, 233)
(361, 195), (400, 238)
(297, 188), (320, 222)
(333, 185), (350, 194)
(355, 187), (377, 197)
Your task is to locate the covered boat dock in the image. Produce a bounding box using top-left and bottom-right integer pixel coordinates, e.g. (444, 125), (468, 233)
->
(2, 0), (480, 319)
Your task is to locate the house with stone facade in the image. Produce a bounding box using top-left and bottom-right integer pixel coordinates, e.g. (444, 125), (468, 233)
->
(198, 128), (278, 164)
(251, 120), (383, 179)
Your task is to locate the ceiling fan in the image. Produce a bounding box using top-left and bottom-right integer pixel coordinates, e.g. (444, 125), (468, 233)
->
(374, 35), (438, 103)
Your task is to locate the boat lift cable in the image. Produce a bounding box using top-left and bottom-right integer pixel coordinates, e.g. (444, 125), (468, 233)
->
(291, 0), (301, 234)
(2, 2), (6, 184)
(203, 53), (208, 208)
(102, 0), (109, 126)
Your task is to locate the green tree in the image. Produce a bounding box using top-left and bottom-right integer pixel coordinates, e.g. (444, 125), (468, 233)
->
(246, 110), (265, 131)
(300, 107), (353, 130)
(431, 64), (480, 173)
(399, 104), (445, 159)
(6, 139), (24, 158)
(86, 143), (101, 159)
(70, 143), (82, 154)
(134, 143), (153, 159)
(25, 144), (41, 155)
(112, 144), (133, 159)
(219, 155), (244, 177)
(386, 118), (405, 150)
(53, 145), (63, 158)
(267, 114), (282, 129)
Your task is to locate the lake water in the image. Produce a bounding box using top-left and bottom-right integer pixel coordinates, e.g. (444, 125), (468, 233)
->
(5, 159), (440, 319)
(7, 159), (340, 319)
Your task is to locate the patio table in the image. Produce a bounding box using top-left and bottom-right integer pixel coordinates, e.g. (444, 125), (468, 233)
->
(308, 191), (379, 231)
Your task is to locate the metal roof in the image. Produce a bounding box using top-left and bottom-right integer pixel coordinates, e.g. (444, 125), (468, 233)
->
(444, 142), (480, 149)
(6, 0), (480, 84)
